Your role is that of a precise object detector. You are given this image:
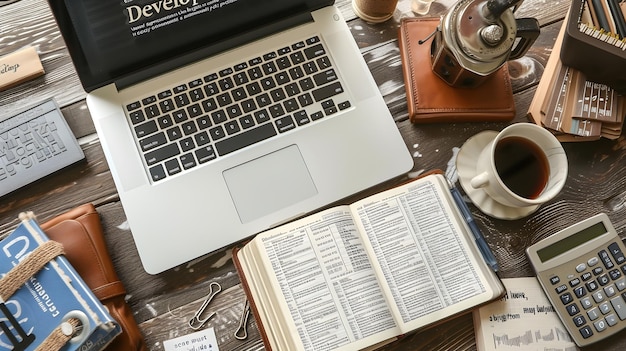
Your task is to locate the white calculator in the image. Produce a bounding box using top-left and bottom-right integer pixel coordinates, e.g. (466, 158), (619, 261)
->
(527, 213), (626, 347)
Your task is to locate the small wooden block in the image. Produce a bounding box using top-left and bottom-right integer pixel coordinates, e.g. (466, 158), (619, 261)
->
(0, 46), (45, 91)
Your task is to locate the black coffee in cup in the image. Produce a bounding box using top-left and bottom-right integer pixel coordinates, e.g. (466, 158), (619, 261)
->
(494, 136), (550, 199)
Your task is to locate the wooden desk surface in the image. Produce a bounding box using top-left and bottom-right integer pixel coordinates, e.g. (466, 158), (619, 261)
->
(1, 0), (625, 350)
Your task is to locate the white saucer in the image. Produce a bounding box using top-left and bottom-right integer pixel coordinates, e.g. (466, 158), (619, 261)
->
(456, 131), (540, 220)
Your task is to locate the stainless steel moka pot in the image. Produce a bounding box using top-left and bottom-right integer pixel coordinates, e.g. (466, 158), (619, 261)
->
(430, 0), (540, 88)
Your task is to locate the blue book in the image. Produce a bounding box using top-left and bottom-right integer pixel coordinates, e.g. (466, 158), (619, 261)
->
(0, 213), (121, 351)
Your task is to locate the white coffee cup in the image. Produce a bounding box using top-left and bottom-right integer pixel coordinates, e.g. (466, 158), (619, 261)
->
(470, 123), (568, 209)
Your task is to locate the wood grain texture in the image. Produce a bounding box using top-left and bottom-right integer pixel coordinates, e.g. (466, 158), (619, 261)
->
(1, 0), (625, 350)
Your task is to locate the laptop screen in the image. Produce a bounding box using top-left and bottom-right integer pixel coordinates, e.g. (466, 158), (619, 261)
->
(49, 0), (332, 92)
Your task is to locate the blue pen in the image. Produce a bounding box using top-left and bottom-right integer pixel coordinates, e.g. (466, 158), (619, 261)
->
(448, 180), (500, 272)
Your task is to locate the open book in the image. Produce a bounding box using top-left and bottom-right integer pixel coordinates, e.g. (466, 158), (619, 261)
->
(234, 173), (504, 351)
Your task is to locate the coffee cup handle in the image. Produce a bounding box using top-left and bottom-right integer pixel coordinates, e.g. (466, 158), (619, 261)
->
(471, 172), (490, 189)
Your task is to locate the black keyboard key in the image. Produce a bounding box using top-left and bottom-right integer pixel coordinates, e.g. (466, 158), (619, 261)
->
(205, 82), (219, 96)
(180, 137), (195, 152)
(157, 115), (173, 129)
(277, 57), (291, 69)
(166, 126), (183, 141)
(262, 62), (278, 75)
(204, 73), (218, 82)
(219, 77), (234, 91)
(127, 101), (141, 111)
(249, 57), (262, 66)
(254, 109), (271, 124)
(145, 143), (180, 166)
(294, 110), (310, 126)
(135, 120), (158, 138)
(275, 115), (296, 133)
(338, 101), (351, 110)
(304, 44), (326, 60)
(227, 105), (243, 119)
(246, 81), (262, 96)
(215, 123), (277, 156)
(217, 93), (233, 107)
(160, 98), (175, 113)
(209, 125), (226, 141)
(145, 104), (160, 118)
(261, 77), (276, 90)
(269, 104), (285, 118)
(211, 110), (228, 124)
(189, 79), (204, 88)
(298, 93), (314, 107)
(314, 69), (338, 86)
(202, 98), (218, 112)
(263, 52), (277, 61)
(283, 98), (299, 112)
(165, 159), (182, 176)
(241, 99), (257, 113)
(306, 36), (320, 45)
(312, 82), (344, 101)
(290, 51), (306, 65)
(195, 146), (217, 164)
(270, 87), (286, 102)
(299, 77), (315, 91)
(172, 110), (188, 123)
(256, 93), (272, 108)
(317, 56), (332, 69)
(248, 66), (263, 80)
(277, 46), (291, 55)
(225, 120), (241, 135)
(232, 87), (247, 101)
(219, 67), (234, 76)
(195, 131), (211, 146)
(289, 66), (305, 80)
(190, 88), (205, 102)
(234, 62), (248, 71)
(310, 111), (324, 121)
(158, 90), (173, 99)
(240, 115), (255, 129)
(180, 153), (197, 170)
(187, 103), (203, 118)
(140, 132), (167, 152)
(275, 71), (290, 85)
(149, 164), (166, 182)
(142, 96), (157, 105)
(173, 84), (187, 93)
(285, 83), (301, 97)
(182, 121), (198, 135)
(302, 62), (317, 74)
(129, 110), (145, 124)
(292, 41), (306, 50)
(197, 115), (212, 130)
(234, 72), (249, 85)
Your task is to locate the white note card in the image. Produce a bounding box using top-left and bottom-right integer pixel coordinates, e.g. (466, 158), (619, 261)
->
(163, 328), (220, 351)
(473, 277), (579, 351)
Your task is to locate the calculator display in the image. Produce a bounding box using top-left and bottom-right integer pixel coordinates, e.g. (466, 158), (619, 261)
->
(537, 222), (608, 262)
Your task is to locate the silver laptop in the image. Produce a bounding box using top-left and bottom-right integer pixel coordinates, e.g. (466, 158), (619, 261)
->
(49, 0), (413, 274)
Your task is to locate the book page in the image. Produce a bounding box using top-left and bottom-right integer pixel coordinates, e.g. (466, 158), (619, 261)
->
(250, 206), (400, 351)
(473, 277), (579, 351)
(352, 174), (502, 331)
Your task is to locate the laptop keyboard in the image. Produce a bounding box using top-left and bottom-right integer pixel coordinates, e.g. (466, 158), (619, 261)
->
(125, 36), (352, 183)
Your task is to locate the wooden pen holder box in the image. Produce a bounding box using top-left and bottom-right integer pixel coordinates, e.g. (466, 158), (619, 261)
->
(560, 0), (626, 93)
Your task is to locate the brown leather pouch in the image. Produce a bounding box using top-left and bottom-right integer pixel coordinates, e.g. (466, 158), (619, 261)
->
(40, 203), (146, 351)
(399, 17), (516, 123)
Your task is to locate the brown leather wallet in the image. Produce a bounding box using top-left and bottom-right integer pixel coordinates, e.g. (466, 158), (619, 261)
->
(40, 204), (146, 351)
(398, 17), (516, 123)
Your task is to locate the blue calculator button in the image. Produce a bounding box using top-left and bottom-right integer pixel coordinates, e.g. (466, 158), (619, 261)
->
(561, 292), (574, 305)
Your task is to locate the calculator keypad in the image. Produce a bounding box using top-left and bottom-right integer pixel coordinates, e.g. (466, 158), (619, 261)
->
(548, 241), (626, 343)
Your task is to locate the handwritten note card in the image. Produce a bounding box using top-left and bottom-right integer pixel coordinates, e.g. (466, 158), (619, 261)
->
(473, 277), (579, 351)
(163, 327), (219, 351)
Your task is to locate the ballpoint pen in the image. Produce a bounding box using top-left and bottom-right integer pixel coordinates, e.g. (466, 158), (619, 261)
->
(448, 179), (500, 273)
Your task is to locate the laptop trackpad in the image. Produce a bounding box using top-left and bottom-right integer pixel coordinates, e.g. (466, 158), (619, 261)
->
(223, 145), (318, 223)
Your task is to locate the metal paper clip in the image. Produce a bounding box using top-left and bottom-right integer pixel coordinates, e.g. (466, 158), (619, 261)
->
(234, 299), (250, 340)
(188, 282), (222, 330)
